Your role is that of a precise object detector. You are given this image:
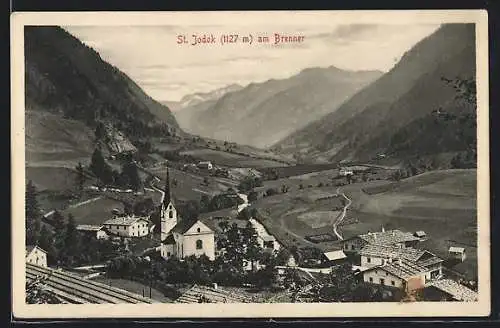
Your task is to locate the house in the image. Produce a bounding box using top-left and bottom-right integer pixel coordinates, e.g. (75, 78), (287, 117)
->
(26, 245), (48, 267)
(362, 258), (430, 292)
(448, 246), (467, 262)
(259, 235), (277, 251)
(197, 161), (213, 170)
(339, 168), (353, 176)
(414, 231), (427, 239)
(103, 215), (150, 238)
(322, 250), (348, 265)
(342, 228), (421, 254)
(160, 168), (216, 261)
(423, 279), (478, 302)
(76, 224), (109, 240)
(358, 244), (443, 280)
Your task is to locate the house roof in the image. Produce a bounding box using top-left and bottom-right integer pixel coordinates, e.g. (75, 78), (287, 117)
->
(324, 250), (347, 261)
(162, 233), (176, 245)
(103, 215), (149, 226)
(175, 284), (252, 303)
(428, 279), (478, 302)
(365, 258), (429, 281)
(353, 229), (421, 245)
(449, 246), (465, 253)
(76, 224), (104, 232)
(359, 244), (429, 262)
(172, 218), (213, 235)
(261, 235), (275, 242)
(26, 245), (46, 256)
(414, 231), (426, 237)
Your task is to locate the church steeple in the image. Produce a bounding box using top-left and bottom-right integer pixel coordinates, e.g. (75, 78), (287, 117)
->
(163, 167), (171, 206)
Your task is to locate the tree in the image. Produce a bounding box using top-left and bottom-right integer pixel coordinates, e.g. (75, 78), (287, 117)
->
(247, 191), (258, 202)
(265, 188), (279, 197)
(25, 180), (42, 245)
(121, 161), (142, 191)
(75, 162), (86, 193)
(89, 148), (113, 185)
(51, 210), (66, 233)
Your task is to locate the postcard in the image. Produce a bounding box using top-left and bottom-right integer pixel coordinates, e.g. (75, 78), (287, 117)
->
(11, 10), (490, 318)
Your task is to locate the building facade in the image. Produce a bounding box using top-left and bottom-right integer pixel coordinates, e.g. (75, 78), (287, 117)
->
(103, 216), (150, 238)
(362, 258), (429, 292)
(343, 229), (421, 254)
(76, 224), (109, 240)
(26, 245), (48, 267)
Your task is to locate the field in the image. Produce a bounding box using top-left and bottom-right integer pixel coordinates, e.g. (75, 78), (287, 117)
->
(147, 166), (238, 202)
(179, 148), (289, 168)
(62, 197), (125, 225)
(253, 187), (345, 252)
(26, 166), (95, 192)
(339, 169), (478, 279)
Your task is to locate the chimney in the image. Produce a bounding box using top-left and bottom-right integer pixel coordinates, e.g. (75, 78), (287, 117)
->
(381, 226), (385, 233)
(398, 258), (402, 266)
(392, 231), (395, 236)
(212, 283), (218, 290)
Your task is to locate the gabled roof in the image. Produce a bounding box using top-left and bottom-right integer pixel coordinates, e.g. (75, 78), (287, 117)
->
(76, 224), (104, 232)
(172, 218), (213, 235)
(162, 233), (176, 245)
(324, 250), (347, 261)
(449, 246), (465, 253)
(428, 279), (478, 301)
(414, 231), (426, 237)
(349, 229), (421, 246)
(359, 244), (427, 262)
(364, 258), (429, 281)
(26, 245), (47, 256)
(103, 215), (149, 226)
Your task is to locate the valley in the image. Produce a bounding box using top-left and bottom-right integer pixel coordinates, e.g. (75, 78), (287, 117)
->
(23, 23), (480, 305)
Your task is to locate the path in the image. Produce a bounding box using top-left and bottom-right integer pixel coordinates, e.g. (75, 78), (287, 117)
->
(42, 196), (102, 218)
(331, 187), (352, 241)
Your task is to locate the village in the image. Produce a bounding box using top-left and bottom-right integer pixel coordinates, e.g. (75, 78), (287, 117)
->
(26, 157), (478, 304)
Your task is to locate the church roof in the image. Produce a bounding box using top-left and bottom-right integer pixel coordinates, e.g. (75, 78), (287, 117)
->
(172, 218), (200, 234)
(162, 233), (176, 245)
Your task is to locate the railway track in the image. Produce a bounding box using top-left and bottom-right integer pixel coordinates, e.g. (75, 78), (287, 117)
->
(26, 263), (155, 304)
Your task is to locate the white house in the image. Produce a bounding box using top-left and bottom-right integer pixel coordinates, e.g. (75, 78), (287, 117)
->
(76, 224), (109, 240)
(26, 245), (48, 267)
(103, 215), (150, 238)
(197, 161), (213, 170)
(339, 168), (353, 176)
(358, 244), (443, 280)
(362, 258), (429, 292)
(323, 250), (348, 265)
(161, 219), (215, 261)
(448, 246), (467, 262)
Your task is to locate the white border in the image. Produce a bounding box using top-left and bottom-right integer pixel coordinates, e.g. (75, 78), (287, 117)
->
(11, 10), (490, 318)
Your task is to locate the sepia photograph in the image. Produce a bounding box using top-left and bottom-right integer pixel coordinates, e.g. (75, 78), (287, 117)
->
(11, 10), (490, 318)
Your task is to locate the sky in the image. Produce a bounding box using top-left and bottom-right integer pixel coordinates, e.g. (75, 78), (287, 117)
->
(64, 24), (441, 102)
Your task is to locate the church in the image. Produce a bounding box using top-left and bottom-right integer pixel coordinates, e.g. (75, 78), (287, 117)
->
(159, 168), (216, 261)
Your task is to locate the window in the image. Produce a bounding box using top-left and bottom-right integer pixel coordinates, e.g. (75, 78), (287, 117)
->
(197, 228), (201, 233)
(367, 257), (371, 263)
(391, 280), (395, 286)
(369, 277), (373, 283)
(386, 272), (388, 276)
(196, 239), (203, 249)
(380, 278), (385, 285)
(169, 211), (173, 218)
(344, 244), (347, 249)
(351, 245), (355, 250)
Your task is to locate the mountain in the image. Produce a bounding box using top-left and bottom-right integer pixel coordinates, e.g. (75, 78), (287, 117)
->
(275, 24), (477, 165)
(24, 26), (181, 160)
(171, 84), (244, 128)
(175, 67), (382, 148)
(179, 84), (243, 108)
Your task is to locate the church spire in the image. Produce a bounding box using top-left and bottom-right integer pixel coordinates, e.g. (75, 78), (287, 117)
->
(163, 167), (171, 205)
